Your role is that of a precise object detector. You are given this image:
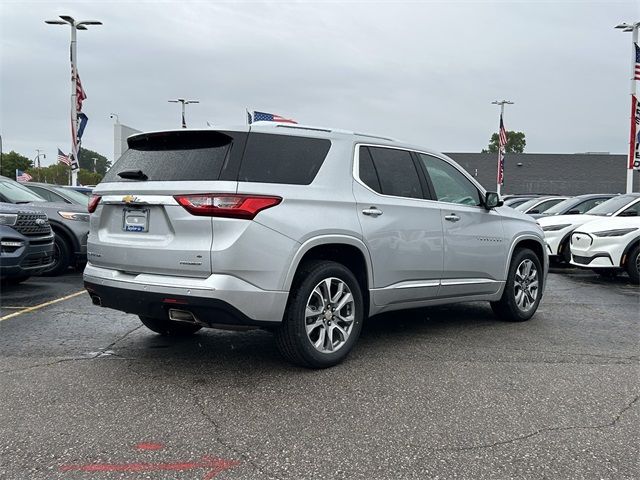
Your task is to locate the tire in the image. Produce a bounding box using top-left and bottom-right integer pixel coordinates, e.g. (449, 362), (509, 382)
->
(138, 315), (202, 336)
(558, 238), (571, 264)
(41, 234), (71, 277)
(275, 260), (364, 369)
(491, 248), (543, 322)
(591, 268), (618, 279)
(626, 245), (640, 285)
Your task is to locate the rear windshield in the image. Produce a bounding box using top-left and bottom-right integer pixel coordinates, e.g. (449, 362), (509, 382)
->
(102, 131), (239, 182)
(238, 133), (331, 185)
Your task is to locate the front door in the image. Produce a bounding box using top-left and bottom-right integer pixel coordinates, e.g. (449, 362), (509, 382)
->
(417, 153), (506, 298)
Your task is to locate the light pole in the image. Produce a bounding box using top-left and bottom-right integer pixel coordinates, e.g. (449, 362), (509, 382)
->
(45, 15), (102, 186)
(491, 100), (514, 196)
(615, 21), (639, 193)
(168, 98), (199, 128)
(34, 149), (46, 182)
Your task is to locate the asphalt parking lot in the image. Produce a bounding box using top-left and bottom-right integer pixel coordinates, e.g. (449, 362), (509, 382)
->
(0, 269), (638, 480)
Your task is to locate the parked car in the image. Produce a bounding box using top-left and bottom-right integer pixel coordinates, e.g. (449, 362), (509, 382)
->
(570, 216), (640, 283)
(514, 196), (570, 215)
(530, 194), (615, 219)
(503, 194), (548, 208)
(0, 202), (55, 283)
(84, 124), (548, 368)
(0, 176), (89, 275)
(539, 193), (640, 263)
(64, 186), (93, 196)
(24, 182), (90, 206)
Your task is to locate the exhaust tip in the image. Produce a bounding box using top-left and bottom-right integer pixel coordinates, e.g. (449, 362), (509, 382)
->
(168, 309), (197, 324)
(90, 295), (102, 307)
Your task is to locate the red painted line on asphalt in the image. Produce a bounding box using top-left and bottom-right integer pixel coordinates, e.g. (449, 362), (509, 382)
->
(60, 456), (239, 478)
(134, 442), (165, 451)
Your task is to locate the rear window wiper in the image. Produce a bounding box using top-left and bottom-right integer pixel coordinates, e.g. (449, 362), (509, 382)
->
(118, 169), (148, 181)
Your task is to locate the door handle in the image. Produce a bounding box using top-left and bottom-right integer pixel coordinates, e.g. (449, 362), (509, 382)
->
(362, 207), (383, 217)
(444, 213), (460, 222)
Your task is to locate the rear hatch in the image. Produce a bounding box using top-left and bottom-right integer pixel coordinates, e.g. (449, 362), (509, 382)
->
(88, 129), (247, 278)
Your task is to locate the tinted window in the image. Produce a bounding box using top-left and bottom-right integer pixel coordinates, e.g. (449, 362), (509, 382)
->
(572, 198), (607, 214)
(239, 133), (331, 185)
(620, 200), (640, 216)
(102, 131), (241, 182)
(419, 154), (481, 206)
(358, 147), (381, 193)
(368, 147), (423, 199)
(52, 186), (89, 206)
(528, 198), (564, 213)
(27, 186), (58, 202)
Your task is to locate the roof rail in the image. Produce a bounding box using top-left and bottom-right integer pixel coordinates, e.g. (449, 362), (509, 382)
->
(354, 132), (396, 142)
(275, 124), (332, 133)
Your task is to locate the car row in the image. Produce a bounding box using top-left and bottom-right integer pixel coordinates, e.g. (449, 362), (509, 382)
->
(0, 176), (90, 276)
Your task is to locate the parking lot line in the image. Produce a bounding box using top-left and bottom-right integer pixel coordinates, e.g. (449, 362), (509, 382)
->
(0, 290), (86, 323)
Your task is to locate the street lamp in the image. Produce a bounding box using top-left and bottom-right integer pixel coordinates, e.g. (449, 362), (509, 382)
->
(45, 15), (102, 186)
(491, 100), (514, 196)
(615, 21), (640, 193)
(168, 98), (199, 128)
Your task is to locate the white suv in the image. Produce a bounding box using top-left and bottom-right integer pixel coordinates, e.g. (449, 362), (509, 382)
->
(570, 216), (640, 283)
(84, 123), (548, 368)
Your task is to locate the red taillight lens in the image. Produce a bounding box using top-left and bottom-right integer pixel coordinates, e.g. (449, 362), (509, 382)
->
(174, 194), (282, 219)
(88, 195), (101, 213)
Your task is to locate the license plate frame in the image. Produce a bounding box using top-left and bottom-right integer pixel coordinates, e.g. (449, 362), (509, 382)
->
(122, 208), (150, 233)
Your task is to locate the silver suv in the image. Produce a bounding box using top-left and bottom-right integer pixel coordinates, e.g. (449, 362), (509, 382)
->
(84, 123), (548, 368)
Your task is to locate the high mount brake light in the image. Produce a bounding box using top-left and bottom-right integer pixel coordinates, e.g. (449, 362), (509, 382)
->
(174, 194), (282, 219)
(88, 195), (101, 213)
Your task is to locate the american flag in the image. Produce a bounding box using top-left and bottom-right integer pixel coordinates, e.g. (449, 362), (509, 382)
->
(497, 114), (507, 185)
(73, 66), (87, 112)
(252, 111), (297, 124)
(16, 169), (33, 182)
(58, 148), (71, 166)
(635, 43), (640, 81)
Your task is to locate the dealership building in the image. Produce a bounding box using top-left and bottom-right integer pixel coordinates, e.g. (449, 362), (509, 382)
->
(447, 152), (639, 196)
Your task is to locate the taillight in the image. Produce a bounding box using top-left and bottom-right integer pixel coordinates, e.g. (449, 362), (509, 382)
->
(174, 194), (282, 219)
(88, 195), (101, 213)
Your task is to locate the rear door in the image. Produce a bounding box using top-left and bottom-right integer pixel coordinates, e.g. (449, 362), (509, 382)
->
(353, 145), (443, 305)
(417, 153), (506, 297)
(88, 129), (247, 278)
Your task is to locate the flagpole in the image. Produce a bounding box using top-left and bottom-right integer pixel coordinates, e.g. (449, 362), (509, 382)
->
(627, 25), (638, 193)
(491, 100), (514, 196)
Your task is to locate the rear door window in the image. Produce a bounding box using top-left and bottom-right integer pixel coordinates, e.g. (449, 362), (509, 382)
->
(358, 147), (382, 193)
(238, 133), (331, 185)
(368, 147), (423, 199)
(102, 131), (246, 182)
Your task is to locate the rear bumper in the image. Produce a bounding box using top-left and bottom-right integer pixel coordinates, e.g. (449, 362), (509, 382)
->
(83, 263), (287, 325)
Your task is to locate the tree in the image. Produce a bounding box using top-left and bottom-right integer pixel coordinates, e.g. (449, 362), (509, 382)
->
(28, 164), (70, 185)
(79, 147), (111, 176)
(483, 131), (526, 154)
(1, 151), (33, 178)
(78, 169), (103, 186)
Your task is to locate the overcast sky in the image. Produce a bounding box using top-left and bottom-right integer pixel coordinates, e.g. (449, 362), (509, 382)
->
(1, 0), (639, 166)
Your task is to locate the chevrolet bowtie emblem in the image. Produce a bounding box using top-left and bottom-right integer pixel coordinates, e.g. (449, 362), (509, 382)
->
(122, 195), (136, 204)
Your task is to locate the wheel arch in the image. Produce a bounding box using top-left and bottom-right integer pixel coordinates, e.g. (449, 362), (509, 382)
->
(506, 235), (547, 288)
(48, 220), (79, 253)
(621, 236), (640, 267)
(284, 236), (373, 312)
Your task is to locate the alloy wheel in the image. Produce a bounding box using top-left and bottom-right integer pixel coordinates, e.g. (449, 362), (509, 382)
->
(514, 259), (539, 312)
(304, 277), (355, 353)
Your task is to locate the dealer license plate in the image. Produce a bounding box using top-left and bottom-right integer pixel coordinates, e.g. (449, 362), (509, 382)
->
(122, 208), (149, 232)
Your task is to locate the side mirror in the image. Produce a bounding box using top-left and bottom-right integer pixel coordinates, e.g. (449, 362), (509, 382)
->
(484, 192), (503, 209)
(529, 209), (540, 214)
(619, 210), (638, 217)
(567, 209), (580, 215)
